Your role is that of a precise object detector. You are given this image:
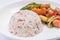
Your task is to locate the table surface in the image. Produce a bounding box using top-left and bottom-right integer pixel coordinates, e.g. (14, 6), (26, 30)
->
(0, 0), (60, 40)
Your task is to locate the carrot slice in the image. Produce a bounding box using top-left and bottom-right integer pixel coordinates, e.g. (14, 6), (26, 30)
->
(31, 8), (46, 15)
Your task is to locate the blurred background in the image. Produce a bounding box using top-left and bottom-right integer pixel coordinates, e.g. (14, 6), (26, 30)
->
(0, 0), (60, 8)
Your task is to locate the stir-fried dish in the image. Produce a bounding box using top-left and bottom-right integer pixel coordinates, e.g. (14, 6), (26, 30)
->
(21, 2), (60, 28)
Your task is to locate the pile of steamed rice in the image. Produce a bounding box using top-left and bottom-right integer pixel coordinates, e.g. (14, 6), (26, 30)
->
(9, 10), (42, 37)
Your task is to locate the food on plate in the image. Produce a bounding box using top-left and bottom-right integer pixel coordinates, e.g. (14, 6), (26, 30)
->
(47, 16), (55, 28)
(40, 4), (50, 9)
(52, 16), (60, 28)
(31, 8), (46, 15)
(55, 8), (60, 15)
(21, 2), (40, 10)
(21, 2), (60, 28)
(9, 10), (42, 37)
(46, 10), (57, 17)
(39, 15), (48, 22)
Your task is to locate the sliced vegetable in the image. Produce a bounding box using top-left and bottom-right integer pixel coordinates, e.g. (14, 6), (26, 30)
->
(31, 8), (40, 14)
(27, 2), (37, 5)
(48, 22), (53, 28)
(47, 16), (55, 28)
(21, 2), (40, 10)
(28, 2), (40, 8)
(39, 15), (48, 22)
(47, 16), (55, 22)
(52, 16), (60, 28)
(31, 8), (46, 15)
(46, 10), (56, 17)
(52, 20), (60, 28)
(29, 4), (40, 9)
(21, 6), (31, 10)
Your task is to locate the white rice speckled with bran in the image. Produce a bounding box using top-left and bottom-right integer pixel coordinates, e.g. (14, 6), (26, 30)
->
(9, 10), (42, 37)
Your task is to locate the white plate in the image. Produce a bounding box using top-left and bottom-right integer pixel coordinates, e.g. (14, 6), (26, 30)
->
(0, 0), (60, 40)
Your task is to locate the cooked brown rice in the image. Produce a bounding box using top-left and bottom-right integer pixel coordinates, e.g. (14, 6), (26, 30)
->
(9, 10), (42, 37)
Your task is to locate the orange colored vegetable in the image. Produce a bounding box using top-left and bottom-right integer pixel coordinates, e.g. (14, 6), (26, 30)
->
(52, 20), (60, 28)
(31, 8), (46, 15)
(52, 16), (60, 28)
(31, 8), (40, 14)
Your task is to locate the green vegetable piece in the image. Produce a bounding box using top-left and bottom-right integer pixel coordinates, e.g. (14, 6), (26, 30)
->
(48, 21), (53, 28)
(30, 4), (40, 8)
(29, 2), (37, 5)
(21, 2), (40, 10)
(21, 6), (31, 10)
(47, 16), (55, 22)
(48, 22), (54, 28)
(29, 2), (40, 8)
(47, 16), (55, 28)
(50, 23), (53, 28)
(48, 5), (50, 8)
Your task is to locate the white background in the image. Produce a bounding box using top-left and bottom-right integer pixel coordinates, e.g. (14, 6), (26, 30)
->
(0, 0), (60, 40)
